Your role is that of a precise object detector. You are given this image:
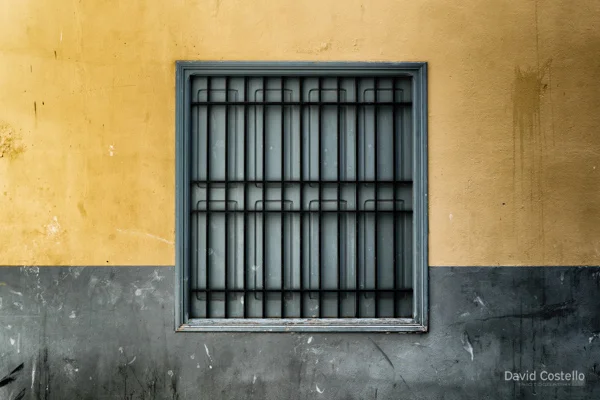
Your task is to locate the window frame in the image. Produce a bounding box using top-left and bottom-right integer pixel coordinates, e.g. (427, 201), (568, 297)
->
(175, 61), (428, 332)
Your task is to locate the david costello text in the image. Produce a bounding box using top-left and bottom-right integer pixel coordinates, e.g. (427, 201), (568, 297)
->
(504, 370), (586, 386)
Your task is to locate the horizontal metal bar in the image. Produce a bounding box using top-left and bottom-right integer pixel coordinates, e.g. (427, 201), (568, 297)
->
(191, 101), (412, 106)
(178, 318), (426, 333)
(191, 209), (413, 214)
(193, 180), (413, 185)
(179, 61), (426, 78)
(192, 288), (413, 293)
(180, 60), (425, 73)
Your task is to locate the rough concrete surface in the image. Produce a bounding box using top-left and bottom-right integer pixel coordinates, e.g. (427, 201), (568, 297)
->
(0, 266), (598, 399)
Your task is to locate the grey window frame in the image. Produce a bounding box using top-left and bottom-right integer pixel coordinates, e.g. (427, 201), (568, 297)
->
(175, 61), (428, 332)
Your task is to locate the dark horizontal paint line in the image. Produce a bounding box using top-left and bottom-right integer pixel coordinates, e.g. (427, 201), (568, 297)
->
(0, 265), (599, 268)
(429, 265), (600, 269)
(191, 101), (412, 106)
(192, 180), (413, 185)
(0, 265), (176, 268)
(477, 300), (575, 321)
(192, 288), (413, 293)
(191, 209), (414, 214)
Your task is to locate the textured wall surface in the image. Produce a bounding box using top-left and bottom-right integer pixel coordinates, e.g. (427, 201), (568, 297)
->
(2, 2), (599, 398)
(1, 0), (600, 266)
(0, 266), (599, 399)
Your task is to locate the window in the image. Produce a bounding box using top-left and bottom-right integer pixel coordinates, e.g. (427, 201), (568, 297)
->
(175, 62), (427, 332)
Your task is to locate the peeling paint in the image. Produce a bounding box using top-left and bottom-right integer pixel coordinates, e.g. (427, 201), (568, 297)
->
(461, 332), (474, 361)
(0, 122), (24, 160)
(45, 217), (61, 238)
(31, 359), (36, 389)
(116, 229), (174, 245)
(204, 344), (214, 365)
(474, 296), (486, 308)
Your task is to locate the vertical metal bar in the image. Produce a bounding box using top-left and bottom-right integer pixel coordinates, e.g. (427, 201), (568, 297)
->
(224, 76), (229, 318)
(336, 77), (342, 318)
(280, 77), (285, 318)
(262, 77), (267, 318)
(243, 77), (248, 318)
(187, 75), (194, 323)
(317, 77), (324, 317)
(374, 77), (379, 318)
(392, 78), (398, 318)
(299, 77), (305, 318)
(205, 77), (211, 318)
(354, 77), (360, 318)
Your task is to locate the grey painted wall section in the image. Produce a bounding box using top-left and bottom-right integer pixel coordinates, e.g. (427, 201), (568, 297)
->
(0, 266), (598, 400)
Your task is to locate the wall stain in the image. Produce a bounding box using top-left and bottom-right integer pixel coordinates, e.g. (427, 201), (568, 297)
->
(213, 0), (221, 17)
(476, 300), (575, 322)
(295, 41), (332, 55)
(13, 388), (26, 400)
(512, 60), (552, 261)
(512, 60), (552, 182)
(169, 367), (180, 400)
(77, 201), (87, 217)
(367, 337), (394, 369)
(41, 350), (49, 398)
(0, 362), (24, 388)
(0, 122), (25, 160)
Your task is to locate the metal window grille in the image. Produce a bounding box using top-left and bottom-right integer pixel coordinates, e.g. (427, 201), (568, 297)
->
(176, 62), (428, 332)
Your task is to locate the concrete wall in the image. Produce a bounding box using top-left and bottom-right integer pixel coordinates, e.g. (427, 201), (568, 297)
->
(1, 267), (599, 399)
(1, 0), (600, 399)
(1, 0), (600, 266)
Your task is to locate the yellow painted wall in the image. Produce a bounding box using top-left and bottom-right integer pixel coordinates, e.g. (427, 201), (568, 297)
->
(1, 0), (599, 266)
